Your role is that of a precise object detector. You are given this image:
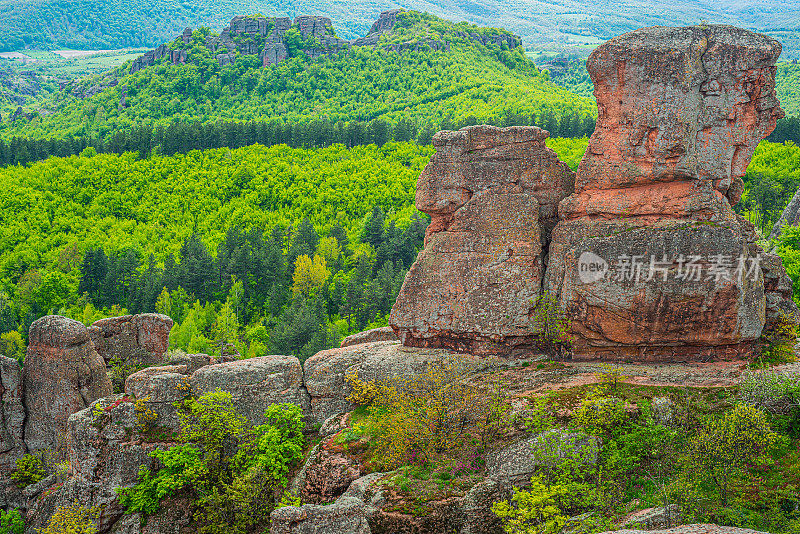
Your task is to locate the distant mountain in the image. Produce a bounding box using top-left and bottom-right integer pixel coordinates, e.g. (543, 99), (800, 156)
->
(2, 0), (799, 58)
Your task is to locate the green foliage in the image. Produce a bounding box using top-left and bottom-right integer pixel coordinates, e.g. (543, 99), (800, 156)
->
(738, 370), (800, 415)
(119, 391), (305, 534)
(776, 63), (800, 117)
(530, 292), (573, 356)
(491, 476), (568, 534)
(10, 453), (46, 488)
(0, 509), (23, 534)
(687, 403), (780, 505)
(755, 313), (799, 367)
(38, 503), (100, 534)
(345, 357), (512, 469)
(1, 14), (594, 146)
(0, 330), (25, 364)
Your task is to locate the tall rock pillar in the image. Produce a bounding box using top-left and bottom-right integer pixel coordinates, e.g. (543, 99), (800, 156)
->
(545, 25), (792, 361)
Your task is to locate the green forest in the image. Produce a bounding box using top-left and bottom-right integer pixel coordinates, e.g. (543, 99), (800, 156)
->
(3, 137), (800, 368)
(0, 141), (436, 363)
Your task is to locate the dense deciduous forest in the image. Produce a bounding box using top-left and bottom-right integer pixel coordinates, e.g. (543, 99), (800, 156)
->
(0, 142), (434, 363)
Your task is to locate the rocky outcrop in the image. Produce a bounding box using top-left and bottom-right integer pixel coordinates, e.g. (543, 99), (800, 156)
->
(25, 395), (174, 534)
(770, 187), (800, 240)
(270, 496), (371, 534)
(340, 326), (398, 347)
(304, 341), (480, 424)
(543, 25), (789, 360)
(353, 9), (520, 52)
(190, 355), (310, 425)
(23, 316), (112, 452)
(0, 356), (25, 470)
(130, 44), (168, 74)
(390, 125), (574, 356)
(89, 313), (173, 366)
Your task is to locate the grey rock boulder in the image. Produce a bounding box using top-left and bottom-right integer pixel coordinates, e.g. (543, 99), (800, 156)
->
(190, 355), (310, 425)
(340, 326), (398, 348)
(0, 355), (25, 470)
(269, 496), (370, 534)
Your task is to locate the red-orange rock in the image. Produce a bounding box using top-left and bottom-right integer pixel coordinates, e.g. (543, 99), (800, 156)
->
(546, 25), (794, 361)
(390, 125), (574, 355)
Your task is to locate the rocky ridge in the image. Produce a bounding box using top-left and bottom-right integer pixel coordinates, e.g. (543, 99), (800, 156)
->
(130, 10), (522, 73)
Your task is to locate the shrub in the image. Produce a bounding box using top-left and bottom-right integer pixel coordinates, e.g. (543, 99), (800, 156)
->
(345, 356), (511, 469)
(530, 292), (572, 357)
(10, 453), (46, 488)
(109, 355), (144, 394)
(755, 313), (798, 367)
(738, 370), (800, 415)
(491, 476), (568, 534)
(688, 403), (780, 505)
(570, 387), (628, 438)
(119, 391), (305, 534)
(38, 503), (100, 534)
(0, 509), (24, 534)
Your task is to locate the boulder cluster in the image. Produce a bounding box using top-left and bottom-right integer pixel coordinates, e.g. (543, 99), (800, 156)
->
(391, 24), (799, 361)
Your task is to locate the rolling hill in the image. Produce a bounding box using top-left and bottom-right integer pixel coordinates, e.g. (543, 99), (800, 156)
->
(0, 11), (596, 149)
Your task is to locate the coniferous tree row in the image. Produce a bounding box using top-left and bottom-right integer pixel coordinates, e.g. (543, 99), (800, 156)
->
(0, 109), (596, 167)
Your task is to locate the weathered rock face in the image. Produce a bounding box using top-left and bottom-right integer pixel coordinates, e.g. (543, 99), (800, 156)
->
(89, 313), (173, 366)
(0, 356), (25, 470)
(23, 316), (112, 452)
(190, 354), (310, 425)
(340, 326), (398, 348)
(304, 341), (482, 424)
(390, 125), (574, 355)
(545, 25), (789, 361)
(25, 396), (174, 534)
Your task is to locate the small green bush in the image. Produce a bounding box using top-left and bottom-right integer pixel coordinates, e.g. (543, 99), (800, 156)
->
(0, 509), (24, 534)
(688, 403), (780, 506)
(10, 453), (46, 488)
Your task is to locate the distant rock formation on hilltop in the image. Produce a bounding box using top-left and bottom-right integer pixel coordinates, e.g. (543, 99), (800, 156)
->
(129, 10), (523, 73)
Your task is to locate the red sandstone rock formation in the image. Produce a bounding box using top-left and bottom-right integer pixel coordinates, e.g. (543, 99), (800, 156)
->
(23, 316), (112, 452)
(545, 25), (796, 361)
(390, 125), (574, 355)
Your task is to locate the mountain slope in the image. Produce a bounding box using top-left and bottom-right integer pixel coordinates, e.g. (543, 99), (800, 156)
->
(2, 0), (799, 57)
(0, 11), (595, 142)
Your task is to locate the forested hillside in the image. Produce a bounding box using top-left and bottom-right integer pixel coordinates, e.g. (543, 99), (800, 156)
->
(2, 0), (798, 58)
(0, 142), (432, 362)
(0, 11), (595, 165)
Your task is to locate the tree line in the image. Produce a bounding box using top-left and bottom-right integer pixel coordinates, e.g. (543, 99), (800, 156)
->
(0, 109), (595, 167)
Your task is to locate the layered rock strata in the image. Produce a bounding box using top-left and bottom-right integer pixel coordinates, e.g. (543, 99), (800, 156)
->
(390, 125), (575, 356)
(545, 25), (794, 360)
